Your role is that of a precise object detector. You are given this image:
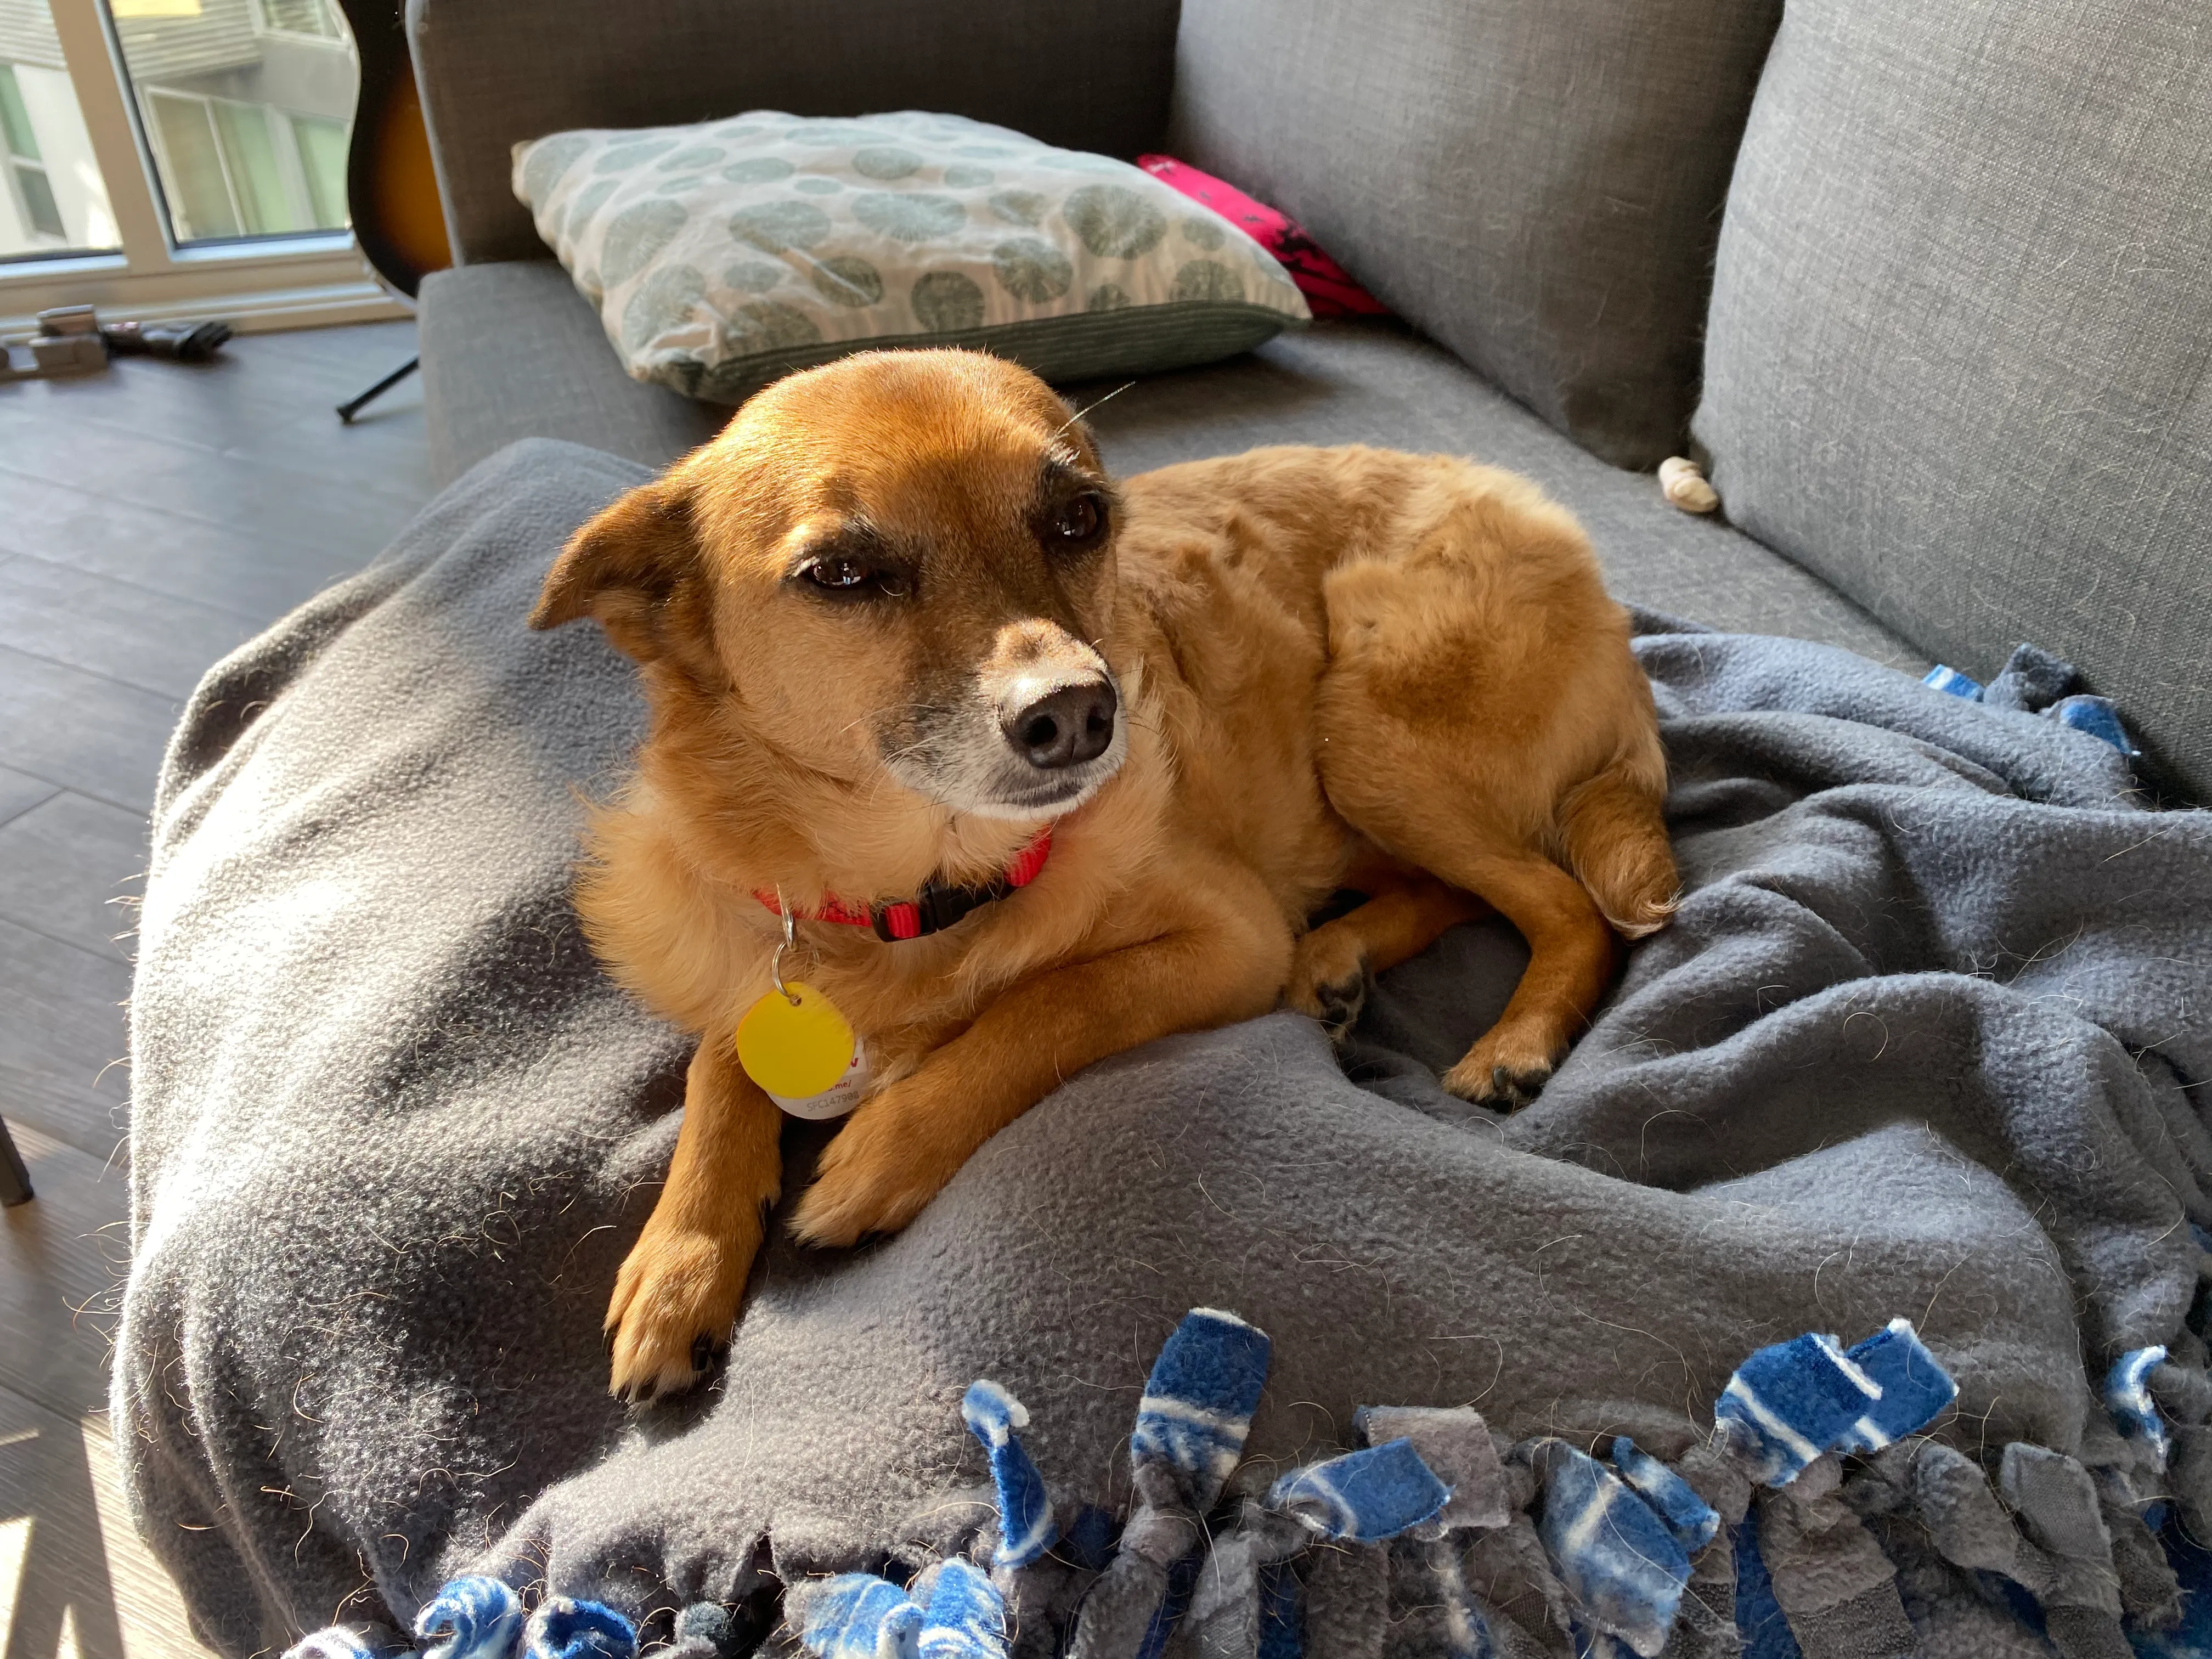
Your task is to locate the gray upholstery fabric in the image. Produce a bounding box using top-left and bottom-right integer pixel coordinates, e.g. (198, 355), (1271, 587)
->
(404, 0), (1179, 265)
(418, 262), (1915, 664)
(116, 442), (2212, 1653)
(1692, 0), (2212, 802)
(419, 263), (726, 476)
(1165, 0), (1782, 469)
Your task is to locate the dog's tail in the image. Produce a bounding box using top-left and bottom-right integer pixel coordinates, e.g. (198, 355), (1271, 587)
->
(1554, 738), (1678, 939)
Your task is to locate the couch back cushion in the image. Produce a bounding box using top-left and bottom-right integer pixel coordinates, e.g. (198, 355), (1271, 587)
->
(1694, 0), (2212, 799)
(1165, 0), (1782, 469)
(409, 0), (1181, 267)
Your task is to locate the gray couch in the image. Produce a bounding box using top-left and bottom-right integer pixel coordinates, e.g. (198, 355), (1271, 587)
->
(407, 0), (2211, 802)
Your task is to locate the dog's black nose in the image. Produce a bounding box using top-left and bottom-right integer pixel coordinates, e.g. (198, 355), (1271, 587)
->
(1005, 680), (1118, 770)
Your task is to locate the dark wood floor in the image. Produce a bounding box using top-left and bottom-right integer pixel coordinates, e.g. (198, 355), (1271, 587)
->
(1, 318), (431, 1658)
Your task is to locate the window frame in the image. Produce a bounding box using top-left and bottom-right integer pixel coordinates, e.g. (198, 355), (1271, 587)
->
(247, 0), (350, 49)
(0, 0), (402, 332)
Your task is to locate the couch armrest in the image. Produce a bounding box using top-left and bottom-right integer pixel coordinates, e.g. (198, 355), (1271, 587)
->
(407, 0), (1182, 266)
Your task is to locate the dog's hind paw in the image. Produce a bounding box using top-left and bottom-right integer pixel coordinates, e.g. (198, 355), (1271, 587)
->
(1443, 1060), (1553, 1110)
(1305, 968), (1371, 1045)
(1286, 934), (1372, 1045)
(1442, 1026), (1561, 1110)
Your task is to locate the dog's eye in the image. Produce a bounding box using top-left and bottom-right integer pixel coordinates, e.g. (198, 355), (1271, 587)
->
(1051, 493), (1107, 547)
(802, 556), (876, 591)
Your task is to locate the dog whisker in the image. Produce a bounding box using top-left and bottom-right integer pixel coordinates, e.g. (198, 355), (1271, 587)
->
(1052, 381), (1137, 441)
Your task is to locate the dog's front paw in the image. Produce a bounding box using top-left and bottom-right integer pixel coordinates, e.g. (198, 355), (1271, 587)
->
(788, 1099), (946, 1249)
(1286, 931), (1372, 1043)
(1441, 1025), (1562, 1110)
(605, 1218), (755, 1403)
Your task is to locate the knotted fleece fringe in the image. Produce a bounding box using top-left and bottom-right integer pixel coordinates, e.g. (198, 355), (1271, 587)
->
(277, 1313), (2199, 1659)
(770, 1310), (1957, 1659)
(1923, 640), (2140, 758)
(280, 1582), (639, 1659)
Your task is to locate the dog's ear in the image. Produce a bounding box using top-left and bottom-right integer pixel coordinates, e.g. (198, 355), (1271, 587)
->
(531, 478), (700, 659)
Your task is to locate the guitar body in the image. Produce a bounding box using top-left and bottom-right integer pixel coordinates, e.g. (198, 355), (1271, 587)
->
(338, 0), (450, 297)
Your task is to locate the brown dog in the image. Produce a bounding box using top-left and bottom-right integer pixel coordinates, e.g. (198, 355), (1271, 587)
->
(531, 348), (1677, 1398)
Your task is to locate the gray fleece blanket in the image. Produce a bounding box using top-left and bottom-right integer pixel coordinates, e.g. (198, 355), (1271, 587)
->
(119, 439), (2212, 1659)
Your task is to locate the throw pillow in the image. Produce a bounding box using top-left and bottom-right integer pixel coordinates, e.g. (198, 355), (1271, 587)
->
(511, 111), (1310, 405)
(1136, 154), (1385, 319)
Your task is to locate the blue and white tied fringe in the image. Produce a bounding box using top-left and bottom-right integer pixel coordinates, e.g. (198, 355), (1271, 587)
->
(1266, 1437), (1451, 1544)
(1714, 1319), (1960, 1489)
(2108, 1344), (2171, 1471)
(1714, 1331), (1886, 1487)
(1922, 640), (2140, 757)
(521, 1598), (635, 1659)
(962, 1380), (1056, 1569)
(1127, 1305), (1271, 1491)
(281, 1592), (637, 1659)
(1533, 1441), (1693, 1658)
(798, 1575), (927, 1659)
(1065, 1309), (1274, 1659)
(285, 1630), (414, 1659)
(913, 1560), (1007, 1659)
(1833, 1316), (1962, 1455)
(285, 1304), (2212, 1659)
(1609, 1437), (1719, 1553)
(416, 1577), (523, 1659)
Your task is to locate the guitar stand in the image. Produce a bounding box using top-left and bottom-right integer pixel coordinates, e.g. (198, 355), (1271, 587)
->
(336, 354), (420, 424)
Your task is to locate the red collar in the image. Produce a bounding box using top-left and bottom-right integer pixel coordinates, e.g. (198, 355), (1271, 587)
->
(755, 828), (1053, 942)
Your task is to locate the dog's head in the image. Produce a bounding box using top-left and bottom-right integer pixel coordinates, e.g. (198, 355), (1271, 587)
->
(532, 350), (1127, 820)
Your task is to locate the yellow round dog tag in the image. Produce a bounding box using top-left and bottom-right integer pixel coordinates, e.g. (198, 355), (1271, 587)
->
(736, 983), (868, 1118)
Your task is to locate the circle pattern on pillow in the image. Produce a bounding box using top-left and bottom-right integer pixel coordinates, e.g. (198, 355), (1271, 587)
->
(852, 191), (967, 242)
(521, 132), (590, 204)
(853, 147), (923, 181)
(911, 270), (986, 331)
(512, 109), (1308, 400)
(563, 179), (618, 244)
(601, 199), (690, 289)
(809, 255), (885, 308)
(1063, 184), (1166, 260)
(594, 139), (679, 174)
(730, 200), (833, 253)
(991, 238), (1073, 303)
(1171, 260), (1245, 304)
(988, 190), (1047, 228)
(622, 264), (707, 353)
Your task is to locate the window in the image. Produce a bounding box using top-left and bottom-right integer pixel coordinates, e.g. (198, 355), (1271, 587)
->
(143, 85), (349, 240)
(113, 0), (356, 246)
(0, 64), (67, 241)
(0, 0), (386, 325)
(290, 109), (345, 224)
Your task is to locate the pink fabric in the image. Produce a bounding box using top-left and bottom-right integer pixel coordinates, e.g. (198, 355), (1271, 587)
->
(1137, 154), (1388, 319)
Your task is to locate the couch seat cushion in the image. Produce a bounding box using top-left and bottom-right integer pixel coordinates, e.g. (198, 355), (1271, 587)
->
(419, 261), (1914, 661)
